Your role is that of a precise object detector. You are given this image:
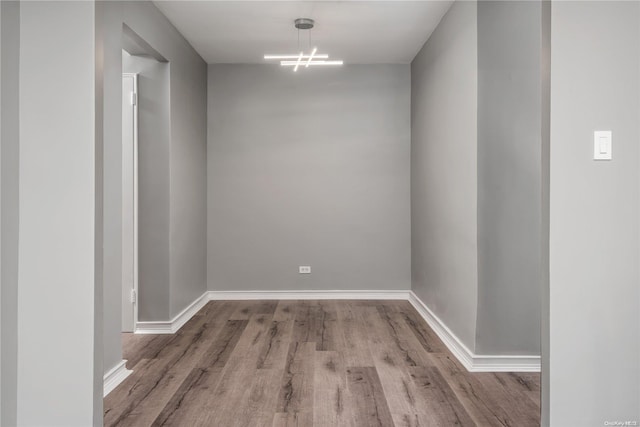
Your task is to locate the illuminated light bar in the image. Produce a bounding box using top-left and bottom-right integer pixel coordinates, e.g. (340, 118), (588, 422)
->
(264, 53), (329, 60)
(306, 47), (317, 68)
(280, 60), (344, 66)
(293, 52), (304, 72)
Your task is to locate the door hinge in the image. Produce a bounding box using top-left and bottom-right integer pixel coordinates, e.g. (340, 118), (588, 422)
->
(131, 92), (137, 106)
(131, 289), (137, 304)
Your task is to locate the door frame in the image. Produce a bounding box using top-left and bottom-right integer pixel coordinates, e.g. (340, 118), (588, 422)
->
(122, 72), (139, 332)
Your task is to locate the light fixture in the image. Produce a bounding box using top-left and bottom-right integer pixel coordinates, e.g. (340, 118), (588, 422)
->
(280, 61), (344, 66)
(264, 18), (344, 71)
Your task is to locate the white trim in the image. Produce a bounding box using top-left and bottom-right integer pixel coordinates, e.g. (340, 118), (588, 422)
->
(470, 354), (542, 372)
(131, 289), (540, 372)
(122, 72), (139, 333)
(207, 290), (411, 301)
(135, 291), (209, 334)
(132, 72), (139, 332)
(408, 291), (541, 372)
(408, 291), (476, 370)
(103, 360), (132, 397)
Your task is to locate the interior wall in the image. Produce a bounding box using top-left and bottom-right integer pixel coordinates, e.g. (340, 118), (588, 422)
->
(17, 2), (97, 424)
(94, 3), (105, 421)
(410, 0), (478, 351)
(540, 0), (551, 424)
(100, 0), (207, 376)
(1, 4), (3, 417)
(207, 64), (411, 292)
(0, 2), (19, 424)
(122, 51), (171, 322)
(1, 4), (3, 420)
(475, 0), (542, 355)
(122, 1), (207, 319)
(99, 0), (125, 380)
(546, 1), (640, 424)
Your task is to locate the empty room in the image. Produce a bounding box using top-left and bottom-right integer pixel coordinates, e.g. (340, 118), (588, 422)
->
(0, 1), (638, 426)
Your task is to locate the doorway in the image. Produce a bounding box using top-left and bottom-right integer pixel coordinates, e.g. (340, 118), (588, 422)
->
(121, 73), (138, 333)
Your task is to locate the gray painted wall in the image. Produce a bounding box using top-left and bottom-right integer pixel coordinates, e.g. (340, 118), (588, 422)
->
(546, 1), (640, 424)
(411, 1), (478, 351)
(100, 1), (207, 375)
(122, 52), (172, 322)
(99, 0), (125, 381)
(121, 2), (207, 320)
(1, 3), (3, 417)
(165, 32), (208, 317)
(540, 1), (551, 424)
(94, 3), (105, 422)
(1, 5), (3, 420)
(17, 2), (97, 424)
(475, 1), (542, 355)
(207, 64), (411, 292)
(411, 0), (543, 356)
(0, 2), (19, 425)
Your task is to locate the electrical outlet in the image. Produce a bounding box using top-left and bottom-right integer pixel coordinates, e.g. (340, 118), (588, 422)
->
(299, 266), (311, 274)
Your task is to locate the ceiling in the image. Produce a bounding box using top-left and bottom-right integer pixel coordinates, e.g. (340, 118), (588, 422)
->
(153, 1), (453, 64)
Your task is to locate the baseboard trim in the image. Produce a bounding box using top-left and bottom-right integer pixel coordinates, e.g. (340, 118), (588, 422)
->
(407, 291), (476, 370)
(408, 291), (540, 372)
(131, 288), (539, 372)
(470, 354), (542, 372)
(135, 291), (209, 334)
(207, 290), (411, 300)
(103, 360), (132, 397)
(135, 290), (407, 333)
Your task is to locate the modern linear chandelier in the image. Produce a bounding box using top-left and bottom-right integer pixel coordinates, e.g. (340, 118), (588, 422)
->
(264, 18), (343, 71)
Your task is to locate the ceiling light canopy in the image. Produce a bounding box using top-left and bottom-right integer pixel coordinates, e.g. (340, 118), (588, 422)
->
(264, 18), (343, 71)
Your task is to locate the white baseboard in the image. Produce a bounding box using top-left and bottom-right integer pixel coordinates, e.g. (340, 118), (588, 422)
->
(408, 291), (540, 372)
(470, 354), (542, 372)
(134, 289), (407, 334)
(103, 360), (132, 397)
(207, 289), (411, 300)
(135, 291), (209, 334)
(407, 291), (476, 369)
(131, 288), (539, 372)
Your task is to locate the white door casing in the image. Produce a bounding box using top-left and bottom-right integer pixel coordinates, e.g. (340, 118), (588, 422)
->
(122, 73), (138, 332)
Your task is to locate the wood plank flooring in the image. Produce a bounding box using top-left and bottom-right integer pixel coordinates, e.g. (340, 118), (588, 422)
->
(104, 300), (540, 427)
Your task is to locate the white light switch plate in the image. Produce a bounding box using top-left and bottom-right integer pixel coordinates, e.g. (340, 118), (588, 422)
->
(299, 266), (311, 274)
(594, 131), (612, 160)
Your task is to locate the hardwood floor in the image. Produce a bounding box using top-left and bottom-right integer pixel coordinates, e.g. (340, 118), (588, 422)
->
(104, 300), (540, 427)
